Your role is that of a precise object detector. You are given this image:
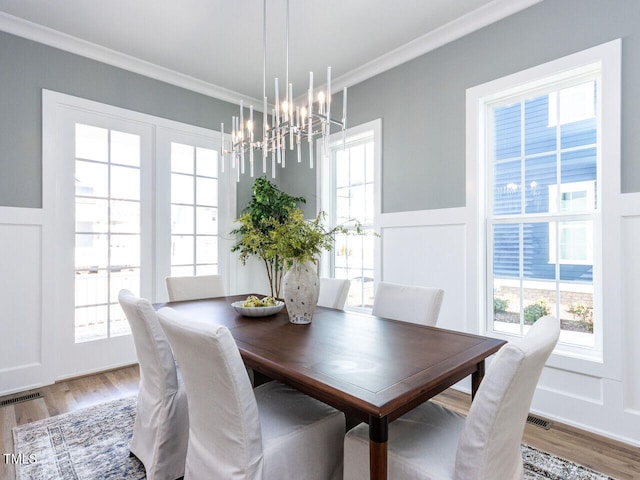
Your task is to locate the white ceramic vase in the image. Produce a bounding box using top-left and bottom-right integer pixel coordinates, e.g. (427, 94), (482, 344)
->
(282, 260), (320, 324)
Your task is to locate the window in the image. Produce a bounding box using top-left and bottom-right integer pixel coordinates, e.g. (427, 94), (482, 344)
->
(170, 142), (220, 276)
(319, 120), (381, 311)
(74, 124), (141, 342)
(468, 40), (621, 359)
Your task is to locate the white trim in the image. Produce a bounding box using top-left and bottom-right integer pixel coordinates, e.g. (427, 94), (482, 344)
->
(0, 12), (262, 108)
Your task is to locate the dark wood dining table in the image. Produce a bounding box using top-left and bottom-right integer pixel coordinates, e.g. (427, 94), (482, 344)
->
(155, 294), (506, 480)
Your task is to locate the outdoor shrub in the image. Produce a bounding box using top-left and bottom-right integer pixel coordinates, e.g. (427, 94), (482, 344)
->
(524, 299), (550, 324)
(568, 303), (593, 326)
(493, 297), (509, 313)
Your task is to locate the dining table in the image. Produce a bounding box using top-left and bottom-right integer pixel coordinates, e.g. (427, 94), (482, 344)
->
(155, 294), (506, 480)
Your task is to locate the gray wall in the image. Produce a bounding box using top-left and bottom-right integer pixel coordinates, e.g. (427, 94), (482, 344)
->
(0, 31), (260, 209)
(281, 0), (640, 214)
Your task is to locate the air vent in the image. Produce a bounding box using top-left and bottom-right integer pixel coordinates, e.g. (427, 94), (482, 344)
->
(0, 392), (43, 407)
(526, 414), (552, 430)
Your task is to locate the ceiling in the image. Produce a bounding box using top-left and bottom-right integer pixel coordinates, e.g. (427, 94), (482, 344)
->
(0, 0), (534, 104)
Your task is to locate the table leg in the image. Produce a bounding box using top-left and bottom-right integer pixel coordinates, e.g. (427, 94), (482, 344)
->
(369, 415), (388, 480)
(471, 360), (486, 400)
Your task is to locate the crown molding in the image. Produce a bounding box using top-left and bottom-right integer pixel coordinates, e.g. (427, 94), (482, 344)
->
(330, 0), (543, 93)
(2, 0), (542, 106)
(0, 11), (263, 108)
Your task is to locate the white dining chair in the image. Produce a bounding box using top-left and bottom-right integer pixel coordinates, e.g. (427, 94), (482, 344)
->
(372, 281), (444, 326)
(118, 289), (188, 480)
(165, 274), (225, 302)
(158, 307), (345, 480)
(317, 278), (351, 309)
(343, 315), (560, 480)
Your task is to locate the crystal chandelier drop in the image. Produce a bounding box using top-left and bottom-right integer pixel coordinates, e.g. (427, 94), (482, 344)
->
(220, 0), (347, 181)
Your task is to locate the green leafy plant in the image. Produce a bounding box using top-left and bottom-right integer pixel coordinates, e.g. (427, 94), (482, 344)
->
(568, 303), (593, 327)
(231, 177), (367, 298)
(270, 208), (361, 265)
(493, 297), (509, 313)
(231, 177), (306, 298)
(523, 299), (550, 324)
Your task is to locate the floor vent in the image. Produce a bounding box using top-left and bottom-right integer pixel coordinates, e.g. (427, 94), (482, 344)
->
(527, 414), (552, 430)
(0, 392), (43, 407)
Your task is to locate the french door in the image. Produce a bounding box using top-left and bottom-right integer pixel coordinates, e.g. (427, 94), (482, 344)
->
(45, 91), (233, 379)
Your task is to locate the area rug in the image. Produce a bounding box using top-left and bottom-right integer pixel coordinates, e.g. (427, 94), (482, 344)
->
(13, 396), (615, 479)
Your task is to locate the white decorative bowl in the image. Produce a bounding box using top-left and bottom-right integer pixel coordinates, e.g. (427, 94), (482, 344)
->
(232, 300), (285, 317)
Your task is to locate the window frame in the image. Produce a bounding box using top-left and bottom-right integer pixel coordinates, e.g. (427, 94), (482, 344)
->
(317, 119), (382, 312)
(466, 40), (621, 369)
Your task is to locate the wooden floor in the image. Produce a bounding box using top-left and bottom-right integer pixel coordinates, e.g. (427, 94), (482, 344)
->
(1, 365), (638, 479)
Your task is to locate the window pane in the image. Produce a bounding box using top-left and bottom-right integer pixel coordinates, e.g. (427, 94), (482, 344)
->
(76, 198), (108, 233)
(365, 143), (374, 183)
(75, 305), (108, 342)
(336, 149), (349, 188)
(171, 142), (194, 174)
(493, 224), (520, 279)
(493, 161), (521, 215)
(493, 103), (521, 160)
(336, 188), (351, 224)
(171, 235), (194, 265)
(350, 144), (365, 186)
(561, 148), (597, 203)
(75, 270), (108, 307)
(111, 130), (140, 167)
(110, 235), (140, 267)
(525, 155), (556, 214)
(196, 207), (218, 234)
(111, 200), (140, 234)
(559, 283), (594, 337)
(525, 95), (556, 155)
(493, 277), (521, 334)
(196, 147), (217, 177)
(522, 280), (556, 332)
(523, 222), (554, 280)
(76, 124), (108, 162)
(196, 236), (218, 264)
(76, 233), (108, 269)
(171, 173), (194, 204)
(350, 185), (366, 221)
(111, 165), (140, 200)
(172, 205), (194, 234)
(196, 177), (217, 206)
(76, 160), (108, 197)
(196, 264), (218, 276)
(171, 265), (194, 277)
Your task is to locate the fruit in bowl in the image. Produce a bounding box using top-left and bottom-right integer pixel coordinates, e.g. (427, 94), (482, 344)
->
(242, 295), (277, 307)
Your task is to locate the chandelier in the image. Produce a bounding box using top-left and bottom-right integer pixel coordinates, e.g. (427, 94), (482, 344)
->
(219, 0), (347, 181)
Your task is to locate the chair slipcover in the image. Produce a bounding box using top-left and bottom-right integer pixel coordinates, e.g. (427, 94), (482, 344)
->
(317, 278), (351, 309)
(372, 282), (444, 326)
(158, 307), (345, 480)
(118, 290), (188, 480)
(344, 315), (560, 480)
(165, 274), (225, 302)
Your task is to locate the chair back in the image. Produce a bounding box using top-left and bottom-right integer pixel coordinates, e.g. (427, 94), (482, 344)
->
(372, 282), (444, 326)
(158, 307), (263, 478)
(165, 274), (225, 302)
(454, 315), (560, 480)
(317, 278), (351, 309)
(118, 289), (179, 397)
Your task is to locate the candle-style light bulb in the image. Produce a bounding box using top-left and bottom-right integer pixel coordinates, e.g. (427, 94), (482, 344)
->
(220, 122), (225, 173)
